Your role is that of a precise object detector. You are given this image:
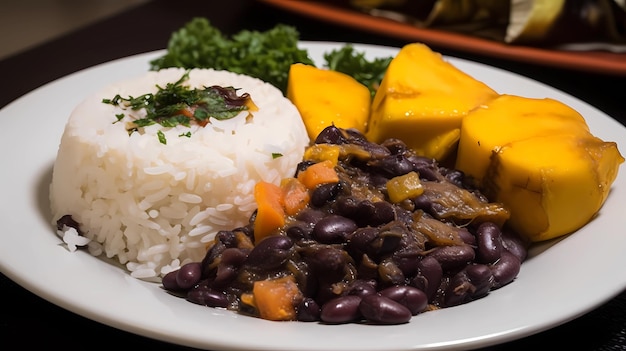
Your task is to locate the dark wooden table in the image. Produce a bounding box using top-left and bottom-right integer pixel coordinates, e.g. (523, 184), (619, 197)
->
(1, 0), (624, 350)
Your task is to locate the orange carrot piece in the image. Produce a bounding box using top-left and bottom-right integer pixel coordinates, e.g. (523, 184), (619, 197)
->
(296, 160), (339, 190)
(253, 181), (285, 242)
(251, 275), (302, 321)
(240, 292), (256, 308)
(281, 177), (310, 216)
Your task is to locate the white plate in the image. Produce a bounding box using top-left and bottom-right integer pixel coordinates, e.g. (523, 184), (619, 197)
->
(1, 42), (625, 351)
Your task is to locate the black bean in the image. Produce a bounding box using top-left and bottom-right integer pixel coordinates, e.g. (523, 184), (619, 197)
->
(296, 208), (326, 226)
(359, 294), (412, 324)
(411, 256), (443, 300)
(285, 221), (312, 241)
(162, 270), (181, 291)
(315, 125), (348, 145)
(212, 247), (249, 287)
(379, 285), (427, 315)
(186, 284), (229, 308)
(213, 264), (238, 287)
(376, 154), (415, 177)
(443, 273), (472, 307)
(443, 263), (494, 307)
(220, 247), (249, 267)
(443, 169), (465, 188)
(502, 230), (529, 262)
(311, 182), (341, 207)
(176, 262), (202, 290)
(391, 250), (421, 277)
(491, 251), (521, 289)
(428, 245), (475, 272)
(370, 201), (396, 226)
(297, 297), (321, 322)
(333, 196), (360, 218)
(354, 200), (377, 222)
(312, 215), (357, 244)
(345, 279), (377, 298)
(201, 231), (237, 275)
(475, 222), (503, 264)
(465, 263), (494, 297)
(412, 195), (432, 212)
(376, 223), (405, 255)
(320, 295), (363, 324)
(406, 155), (442, 181)
(347, 227), (378, 257)
(245, 235), (293, 271)
(215, 230), (237, 247)
(304, 246), (350, 283)
(457, 228), (476, 246)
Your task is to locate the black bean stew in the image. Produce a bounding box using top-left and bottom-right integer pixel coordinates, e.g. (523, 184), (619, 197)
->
(162, 125), (529, 324)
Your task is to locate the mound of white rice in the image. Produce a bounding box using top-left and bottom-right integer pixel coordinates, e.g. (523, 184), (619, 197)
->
(50, 68), (310, 280)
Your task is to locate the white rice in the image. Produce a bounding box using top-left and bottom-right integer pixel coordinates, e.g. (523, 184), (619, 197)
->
(50, 68), (310, 280)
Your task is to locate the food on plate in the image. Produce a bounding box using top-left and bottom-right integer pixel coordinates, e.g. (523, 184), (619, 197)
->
(287, 63), (371, 140)
(366, 43), (498, 162)
(50, 17), (623, 326)
(162, 126), (528, 324)
(456, 94), (624, 242)
(50, 68), (310, 279)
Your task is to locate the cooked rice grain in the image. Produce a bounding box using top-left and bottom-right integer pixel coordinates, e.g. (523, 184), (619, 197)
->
(50, 68), (309, 279)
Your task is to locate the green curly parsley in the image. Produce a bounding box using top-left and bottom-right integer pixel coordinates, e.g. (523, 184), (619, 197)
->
(149, 18), (314, 94)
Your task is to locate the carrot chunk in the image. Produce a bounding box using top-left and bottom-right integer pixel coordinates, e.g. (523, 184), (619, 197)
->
(253, 181), (285, 242)
(296, 160), (339, 190)
(281, 177), (310, 216)
(251, 275), (302, 321)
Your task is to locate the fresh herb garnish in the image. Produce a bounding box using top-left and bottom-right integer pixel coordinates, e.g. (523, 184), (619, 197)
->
(157, 130), (167, 144)
(102, 71), (254, 135)
(272, 153), (283, 159)
(150, 18), (314, 94)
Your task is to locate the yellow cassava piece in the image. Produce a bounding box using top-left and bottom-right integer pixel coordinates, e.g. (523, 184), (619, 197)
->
(456, 94), (623, 242)
(287, 63), (371, 141)
(455, 94), (591, 186)
(366, 43), (498, 162)
(484, 134), (623, 242)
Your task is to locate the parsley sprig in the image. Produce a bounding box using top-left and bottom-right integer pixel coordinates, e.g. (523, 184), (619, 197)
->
(102, 71), (252, 134)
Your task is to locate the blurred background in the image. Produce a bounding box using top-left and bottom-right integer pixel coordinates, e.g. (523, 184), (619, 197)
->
(0, 0), (151, 60)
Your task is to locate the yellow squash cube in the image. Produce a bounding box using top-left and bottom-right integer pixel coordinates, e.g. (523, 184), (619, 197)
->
(287, 63), (371, 141)
(455, 94), (591, 186)
(484, 134), (623, 242)
(366, 43), (498, 162)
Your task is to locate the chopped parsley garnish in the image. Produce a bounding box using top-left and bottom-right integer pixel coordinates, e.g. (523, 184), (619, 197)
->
(102, 71), (254, 135)
(157, 130), (167, 144)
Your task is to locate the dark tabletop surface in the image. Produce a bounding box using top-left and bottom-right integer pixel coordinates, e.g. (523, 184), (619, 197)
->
(1, 0), (625, 350)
